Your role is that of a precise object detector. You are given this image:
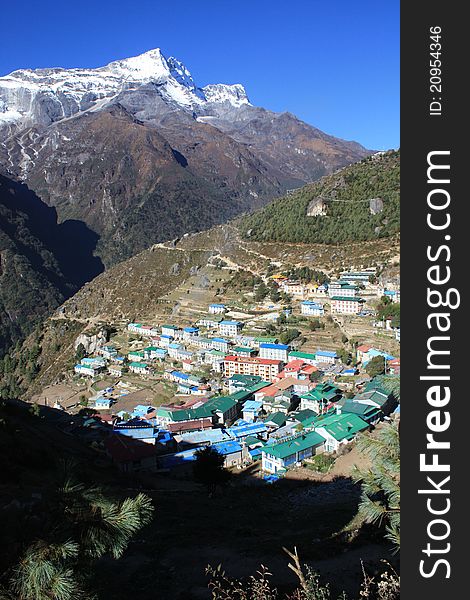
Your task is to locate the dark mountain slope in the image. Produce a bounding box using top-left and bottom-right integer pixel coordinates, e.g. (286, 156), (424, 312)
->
(0, 174), (103, 356)
(0, 49), (370, 270)
(14, 105), (286, 266)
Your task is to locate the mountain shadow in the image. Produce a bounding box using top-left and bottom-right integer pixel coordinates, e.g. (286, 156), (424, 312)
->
(0, 399), (385, 600)
(0, 174), (104, 356)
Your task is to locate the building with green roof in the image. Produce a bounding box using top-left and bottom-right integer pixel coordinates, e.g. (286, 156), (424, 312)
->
(243, 436), (265, 448)
(254, 336), (279, 346)
(264, 412), (288, 428)
(290, 409), (317, 426)
(198, 314), (225, 328)
(366, 375), (400, 398)
(232, 346), (256, 357)
(299, 383), (342, 413)
(340, 400), (382, 424)
(246, 381), (271, 394)
(313, 413), (368, 452)
(287, 350), (317, 365)
(156, 394), (241, 427)
(227, 374), (267, 393)
(128, 362), (149, 374)
(228, 390), (254, 403)
(352, 383), (397, 415)
(295, 408), (337, 430)
(204, 396), (240, 424)
(261, 431), (325, 473)
(330, 296), (365, 315)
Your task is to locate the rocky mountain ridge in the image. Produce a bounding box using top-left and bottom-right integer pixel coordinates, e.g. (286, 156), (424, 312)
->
(1, 49), (370, 269)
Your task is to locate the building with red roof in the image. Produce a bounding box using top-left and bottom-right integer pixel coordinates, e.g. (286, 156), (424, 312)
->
(104, 435), (158, 472)
(224, 355), (282, 381)
(356, 344), (373, 363)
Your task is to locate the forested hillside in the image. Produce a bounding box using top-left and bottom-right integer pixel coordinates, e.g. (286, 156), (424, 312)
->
(240, 150), (399, 244)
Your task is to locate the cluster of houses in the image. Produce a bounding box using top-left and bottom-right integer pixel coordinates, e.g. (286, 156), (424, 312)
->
(86, 368), (399, 475)
(378, 287), (400, 304)
(356, 345), (400, 374)
(273, 271), (386, 316)
(74, 355), (110, 377)
(73, 300), (359, 388)
(68, 295), (400, 479)
(81, 346), (398, 476)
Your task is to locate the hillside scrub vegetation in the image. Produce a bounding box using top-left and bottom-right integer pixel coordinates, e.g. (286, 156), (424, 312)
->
(240, 151), (399, 245)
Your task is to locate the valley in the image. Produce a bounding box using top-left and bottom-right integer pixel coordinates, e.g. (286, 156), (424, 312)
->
(0, 48), (370, 270)
(0, 45), (400, 600)
(0, 48), (375, 361)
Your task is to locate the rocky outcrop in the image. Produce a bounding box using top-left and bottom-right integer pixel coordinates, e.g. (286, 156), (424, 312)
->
(74, 328), (109, 354)
(307, 197), (328, 216)
(369, 197), (384, 215)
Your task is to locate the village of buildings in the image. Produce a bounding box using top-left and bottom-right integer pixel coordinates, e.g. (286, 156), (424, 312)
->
(44, 268), (400, 481)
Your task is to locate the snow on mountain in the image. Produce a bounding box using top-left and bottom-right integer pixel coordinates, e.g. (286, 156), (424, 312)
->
(167, 56), (205, 100)
(202, 83), (250, 107)
(0, 48), (250, 128)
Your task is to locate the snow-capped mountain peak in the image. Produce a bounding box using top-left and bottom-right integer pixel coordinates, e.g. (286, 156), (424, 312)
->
(101, 48), (170, 81)
(0, 48), (250, 129)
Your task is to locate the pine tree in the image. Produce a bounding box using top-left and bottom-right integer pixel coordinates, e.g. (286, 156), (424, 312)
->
(353, 423), (400, 550)
(1, 460), (154, 599)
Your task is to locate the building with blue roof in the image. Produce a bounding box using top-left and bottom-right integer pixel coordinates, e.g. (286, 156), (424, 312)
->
(169, 370), (189, 382)
(144, 346), (167, 361)
(315, 350), (338, 365)
(249, 447), (263, 460)
(160, 334), (175, 348)
(243, 400), (263, 411)
(177, 383), (200, 395)
(81, 356), (106, 367)
(183, 327), (199, 340)
(242, 400), (264, 423)
(218, 320), (243, 337)
(211, 337), (230, 352)
(300, 301), (325, 317)
(158, 440), (247, 469)
(132, 405), (156, 417)
(209, 303), (226, 314)
(213, 441), (246, 467)
(158, 447), (203, 468)
(112, 355), (126, 363)
(259, 343), (289, 362)
(177, 429), (232, 448)
(382, 289), (400, 303)
(94, 396), (113, 410)
(260, 343), (289, 350)
(113, 420), (175, 448)
(227, 421), (268, 440)
(363, 348), (395, 366)
(341, 368), (358, 376)
(167, 343), (184, 360)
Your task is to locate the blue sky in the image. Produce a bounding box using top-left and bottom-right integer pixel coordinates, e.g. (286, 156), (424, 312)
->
(0, 0), (399, 149)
